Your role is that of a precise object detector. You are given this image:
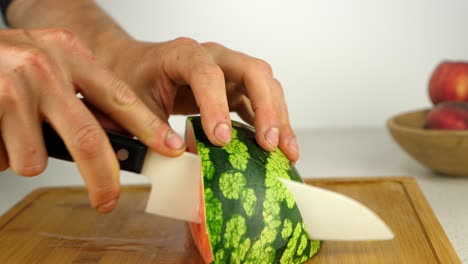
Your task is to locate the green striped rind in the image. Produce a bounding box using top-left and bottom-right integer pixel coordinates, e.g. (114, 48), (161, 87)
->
(188, 116), (321, 264)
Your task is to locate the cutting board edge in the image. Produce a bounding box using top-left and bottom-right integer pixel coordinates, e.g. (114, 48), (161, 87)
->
(0, 187), (48, 230)
(398, 177), (461, 264)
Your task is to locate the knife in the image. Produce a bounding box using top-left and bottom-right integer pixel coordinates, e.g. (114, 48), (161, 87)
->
(43, 123), (394, 241)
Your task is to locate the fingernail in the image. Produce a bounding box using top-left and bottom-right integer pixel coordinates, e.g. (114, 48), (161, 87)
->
(97, 199), (117, 213)
(215, 123), (231, 144)
(165, 130), (185, 150)
(288, 137), (299, 153)
(265, 128), (279, 148)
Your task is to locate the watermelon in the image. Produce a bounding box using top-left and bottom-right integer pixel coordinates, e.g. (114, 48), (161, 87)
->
(185, 116), (321, 264)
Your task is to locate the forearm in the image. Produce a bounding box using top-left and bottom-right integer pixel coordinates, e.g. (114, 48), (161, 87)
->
(7, 0), (132, 67)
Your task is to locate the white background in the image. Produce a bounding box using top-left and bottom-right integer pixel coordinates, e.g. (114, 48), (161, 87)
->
(1, 0), (467, 130)
(95, 0), (468, 131)
(2, 0), (468, 204)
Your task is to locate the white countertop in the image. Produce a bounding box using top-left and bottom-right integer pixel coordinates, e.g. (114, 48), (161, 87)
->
(1, 127), (467, 262)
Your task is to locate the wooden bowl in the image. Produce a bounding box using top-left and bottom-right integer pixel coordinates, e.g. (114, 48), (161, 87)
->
(387, 109), (468, 177)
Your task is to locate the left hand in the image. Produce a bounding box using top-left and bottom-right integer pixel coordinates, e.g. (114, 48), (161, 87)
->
(103, 37), (299, 162)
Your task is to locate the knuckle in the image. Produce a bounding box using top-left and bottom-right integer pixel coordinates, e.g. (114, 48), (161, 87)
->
(203, 41), (224, 52)
(173, 37), (198, 47)
(16, 49), (62, 96)
(148, 117), (163, 132)
(40, 29), (93, 59)
(71, 123), (104, 159)
(272, 78), (285, 94)
(42, 28), (79, 46)
(20, 48), (54, 75)
(111, 78), (137, 106)
(22, 48), (48, 65)
(249, 58), (273, 76)
(273, 78), (283, 88)
(52, 28), (77, 43)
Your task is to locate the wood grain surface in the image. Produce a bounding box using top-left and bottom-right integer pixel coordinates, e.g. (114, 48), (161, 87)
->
(0, 176), (460, 263)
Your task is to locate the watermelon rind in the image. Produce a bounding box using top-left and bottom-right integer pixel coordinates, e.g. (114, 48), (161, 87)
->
(187, 116), (321, 264)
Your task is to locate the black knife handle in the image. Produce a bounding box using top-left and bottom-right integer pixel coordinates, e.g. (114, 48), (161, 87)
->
(42, 123), (148, 174)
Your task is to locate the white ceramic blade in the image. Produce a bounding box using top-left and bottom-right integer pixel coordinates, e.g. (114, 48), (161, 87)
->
(279, 178), (394, 241)
(141, 151), (202, 223)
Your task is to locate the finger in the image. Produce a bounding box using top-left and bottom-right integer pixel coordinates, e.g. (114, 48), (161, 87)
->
(40, 76), (120, 213)
(0, 73), (47, 176)
(44, 96), (120, 213)
(68, 54), (185, 156)
(164, 38), (232, 146)
(271, 79), (299, 162)
(1, 112), (47, 176)
(204, 43), (281, 151)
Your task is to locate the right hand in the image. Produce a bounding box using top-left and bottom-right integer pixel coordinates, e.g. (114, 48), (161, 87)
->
(0, 29), (185, 213)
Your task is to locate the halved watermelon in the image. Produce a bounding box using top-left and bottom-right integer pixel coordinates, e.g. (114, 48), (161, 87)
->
(185, 116), (321, 264)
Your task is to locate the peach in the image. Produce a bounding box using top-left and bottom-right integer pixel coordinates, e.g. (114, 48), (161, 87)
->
(429, 61), (468, 105)
(424, 101), (468, 130)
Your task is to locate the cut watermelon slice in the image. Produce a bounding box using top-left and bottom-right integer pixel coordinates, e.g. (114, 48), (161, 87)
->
(185, 116), (320, 264)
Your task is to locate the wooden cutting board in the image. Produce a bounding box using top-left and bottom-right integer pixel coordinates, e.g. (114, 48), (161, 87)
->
(0, 176), (460, 264)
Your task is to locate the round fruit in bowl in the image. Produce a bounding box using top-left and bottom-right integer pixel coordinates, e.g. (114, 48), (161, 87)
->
(424, 101), (468, 130)
(429, 61), (468, 104)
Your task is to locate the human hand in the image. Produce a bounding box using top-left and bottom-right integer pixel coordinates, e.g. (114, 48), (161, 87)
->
(0, 29), (185, 213)
(106, 38), (300, 162)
